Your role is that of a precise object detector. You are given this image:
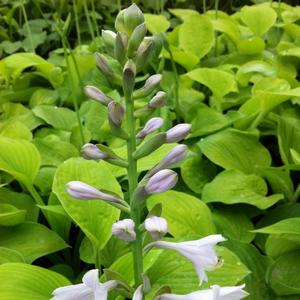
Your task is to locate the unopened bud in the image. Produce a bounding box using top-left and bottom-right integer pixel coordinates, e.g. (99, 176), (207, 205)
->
(123, 60), (136, 98)
(166, 124), (191, 143)
(108, 101), (125, 127)
(102, 30), (116, 50)
(84, 85), (111, 106)
(145, 169), (178, 194)
(148, 91), (166, 109)
(145, 216), (168, 240)
(112, 219), (136, 242)
(133, 132), (166, 159)
(66, 181), (123, 203)
(116, 4), (144, 36)
(133, 74), (162, 99)
(136, 39), (154, 72)
(161, 144), (188, 166)
(136, 117), (164, 139)
(115, 32), (127, 65)
(81, 143), (110, 160)
(96, 53), (114, 76)
(133, 285), (143, 300)
(127, 23), (147, 58)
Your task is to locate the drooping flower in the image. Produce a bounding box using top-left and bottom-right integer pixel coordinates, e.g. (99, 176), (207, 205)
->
(145, 216), (168, 240)
(146, 234), (226, 284)
(156, 284), (248, 300)
(51, 269), (118, 300)
(165, 124), (191, 143)
(112, 219), (136, 242)
(81, 144), (110, 160)
(145, 169), (178, 194)
(84, 86), (111, 106)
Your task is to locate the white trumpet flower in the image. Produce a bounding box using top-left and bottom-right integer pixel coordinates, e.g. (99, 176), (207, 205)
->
(146, 234), (226, 284)
(51, 269), (118, 300)
(156, 284), (248, 300)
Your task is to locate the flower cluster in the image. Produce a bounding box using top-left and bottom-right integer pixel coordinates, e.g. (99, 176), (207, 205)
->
(51, 4), (248, 300)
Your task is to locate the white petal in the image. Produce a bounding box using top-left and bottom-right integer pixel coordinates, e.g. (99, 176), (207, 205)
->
(133, 285), (143, 300)
(94, 286), (108, 300)
(218, 284), (249, 300)
(51, 283), (93, 300)
(82, 269), (100, 290)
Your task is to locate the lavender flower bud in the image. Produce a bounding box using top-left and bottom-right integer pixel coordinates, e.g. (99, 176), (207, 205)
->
(161, 144), (188, 166)
(102, 30), (116, 49)
(84, 85), (111, 106)
(166, 124), (191, 143)
(108, 101), (125, 127)
(148, 91), (166, 109)
(81, 143), (110, 160)
(66, 181), (123, 203)
(112, 219), (136, 242)
(145, 169), (178, 194)
(136, 117), (164, 139)
(133, 74), (162, 99)
(145, 216), (168, 240)
(127, 23), (147, 58)
(96, 53), (114, 76)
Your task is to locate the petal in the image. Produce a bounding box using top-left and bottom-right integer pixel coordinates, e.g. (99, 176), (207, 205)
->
(51, 284), (93, 300)
(82, 269), (100, 290)
(94, 287), (108, 300)
(218, 284), (249, 300)
(192, 261), (208, 285)
(195, 234), (226, 247)
(133, 285), (143, 300)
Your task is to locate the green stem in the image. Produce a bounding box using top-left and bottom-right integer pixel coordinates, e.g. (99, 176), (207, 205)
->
(26, 184), (44, 206)
(73, 0), (82, 46)
(91, 0), (100, 39)
(293, 184), (300, 202)
(214, 0), (219, 57)
(21, 0), (35, 53)
(61, 36), (84, 146)
(203, 0), (206, 13)
(83, 0), (95, 41)
(125, 76), (143, 287)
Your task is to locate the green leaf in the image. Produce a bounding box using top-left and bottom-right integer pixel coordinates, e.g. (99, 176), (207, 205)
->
(0, 188), (38, 222)
(33, 105), (77, 131)
(212, 208), (255, 243)
(179, 15), (214, 59)
(0, 222), (68, 263)
(240, 4), (277, 36)
(268, 251), (300, 295)
(53, 157), (121, 249)
(0, 120), (32, 140)
(34, 136), (79, 167)
(237, 37), (265, 55)
(187, 68), (237, 100)
(0, 247), (25, 264)
(0, 136), (40, 185)
(278, 116), (300, 165)
(169, 9), (198, 20)
(181, 156), (217, 194)
(147, 191), (216, 238)
(199, 129), (271, 174)
(144, 14), (170, 33)
(254, 218), (300, 235)
(225, 241), (274, 300)
(0, 204), (26, 226)
(202, 169), (283, 209)
(147, 246), (249, 294)
(0, 263), (71, 300)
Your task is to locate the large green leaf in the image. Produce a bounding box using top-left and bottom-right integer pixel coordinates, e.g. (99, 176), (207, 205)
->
(187, 68), (237, 100)
(53, 158), (121, 249)
(202, 170), (283, 209)
(240, 4), (277, 36)
(268, 251), (300, 295)
(0, 263), (70, 300)
(179, 15), (214, 59)
(199, 129), (271, 174)
(0, 247), (25, 264)
(33, 105), (77, 131)
(0, 204), (26, 226)
(0, 222), (68, 263)
(147, 191), (216, 238)
(144, 14), (170, 33)
(0, 136), (40, 185)
(254, 218), (300, 235)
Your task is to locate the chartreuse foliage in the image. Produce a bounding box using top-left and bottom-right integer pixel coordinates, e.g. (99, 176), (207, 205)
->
(0, 0), (298, 299)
